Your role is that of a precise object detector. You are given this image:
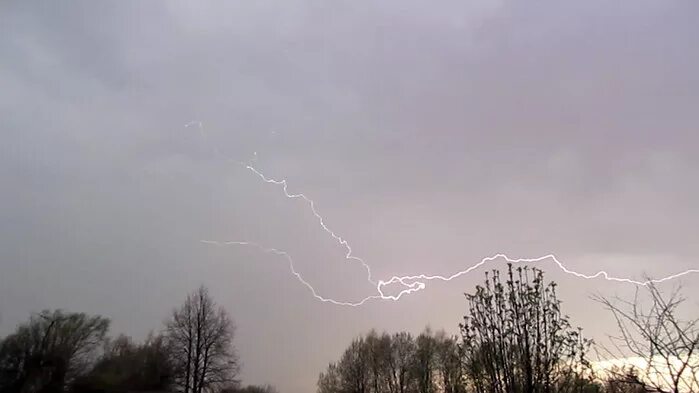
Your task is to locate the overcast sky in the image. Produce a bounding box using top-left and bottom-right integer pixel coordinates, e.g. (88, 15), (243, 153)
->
(1, 1), (698, 392)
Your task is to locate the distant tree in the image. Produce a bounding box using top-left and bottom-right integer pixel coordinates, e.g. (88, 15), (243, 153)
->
(317, 329), (462, 393)
(413, 329), (437, 393)
(365, 330), (393, 393)
(433, 331), (463, 393)
(390, 332), (417, 393)
(338, 337), (369, 393)
(222, 384), (279, 393)
(595, 283), (699, 393)
(70, 332), (173, 393)
(318, 363), (342, 393)
(603, 368), (647, 393)
(166, 285), (239, 393)
(460, 264), (593, 393)
(0, 310), (110, 393)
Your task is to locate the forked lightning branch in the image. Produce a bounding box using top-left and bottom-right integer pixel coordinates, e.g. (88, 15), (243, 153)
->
(202, 164), (699, 307)
(189, 123), (699, 306)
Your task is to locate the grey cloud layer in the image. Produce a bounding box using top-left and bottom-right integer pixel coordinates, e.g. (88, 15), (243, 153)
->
(1, 1), (698, 392)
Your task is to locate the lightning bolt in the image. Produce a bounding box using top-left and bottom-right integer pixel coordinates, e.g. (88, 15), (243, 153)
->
(190, 123), (699, 306)
(201, 240), (390, 306)
(244, 165), (376, 285)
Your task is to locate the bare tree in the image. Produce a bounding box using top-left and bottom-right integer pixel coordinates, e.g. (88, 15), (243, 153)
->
(433, 331), (463, 393)
(414, 329), (437, 393)
(390, 332), (417, 393)
(365, 330), (393, 393)
(595, 283), (699, 393)
(318, 363), (342, 393)
(338, 338), (369, 393)
(166, 285), (239, 393)
(318, 329), (465, 393)
(460, 265), (593, 393)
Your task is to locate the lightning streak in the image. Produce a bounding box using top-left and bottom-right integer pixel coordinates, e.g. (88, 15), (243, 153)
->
(191, 123), (699, 306)
(244, 165), (376, 285)
(201, 240), (390, 306)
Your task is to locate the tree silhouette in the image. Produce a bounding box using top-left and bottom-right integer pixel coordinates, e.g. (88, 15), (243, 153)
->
(595, 283), (699, 393)
(460, 264), (594, 393)
(166, 285), (240, 393)
(0, 310), (109, 393)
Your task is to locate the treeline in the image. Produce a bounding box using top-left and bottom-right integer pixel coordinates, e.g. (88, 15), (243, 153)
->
(0, 286), (277, 393)
(318, 265), (699, 393)
(318, 329), (462, 393)
(1, 266), (696, 393)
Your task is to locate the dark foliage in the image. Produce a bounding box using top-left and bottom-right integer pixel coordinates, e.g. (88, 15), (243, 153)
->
(70, 333), (173, 393)
(0, 285), (242, 393)
(0, 310), (110, 393)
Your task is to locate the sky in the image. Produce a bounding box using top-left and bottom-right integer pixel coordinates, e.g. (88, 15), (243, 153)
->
(1, 1), (698, 392)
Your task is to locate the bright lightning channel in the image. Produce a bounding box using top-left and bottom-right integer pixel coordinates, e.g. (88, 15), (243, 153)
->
(204, 165), (699, 307)
(190, 123), (699, 306)
(243, 165), (376, 285)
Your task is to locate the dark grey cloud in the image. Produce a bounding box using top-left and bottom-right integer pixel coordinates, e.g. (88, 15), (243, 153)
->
(2, 1), (698, 392)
